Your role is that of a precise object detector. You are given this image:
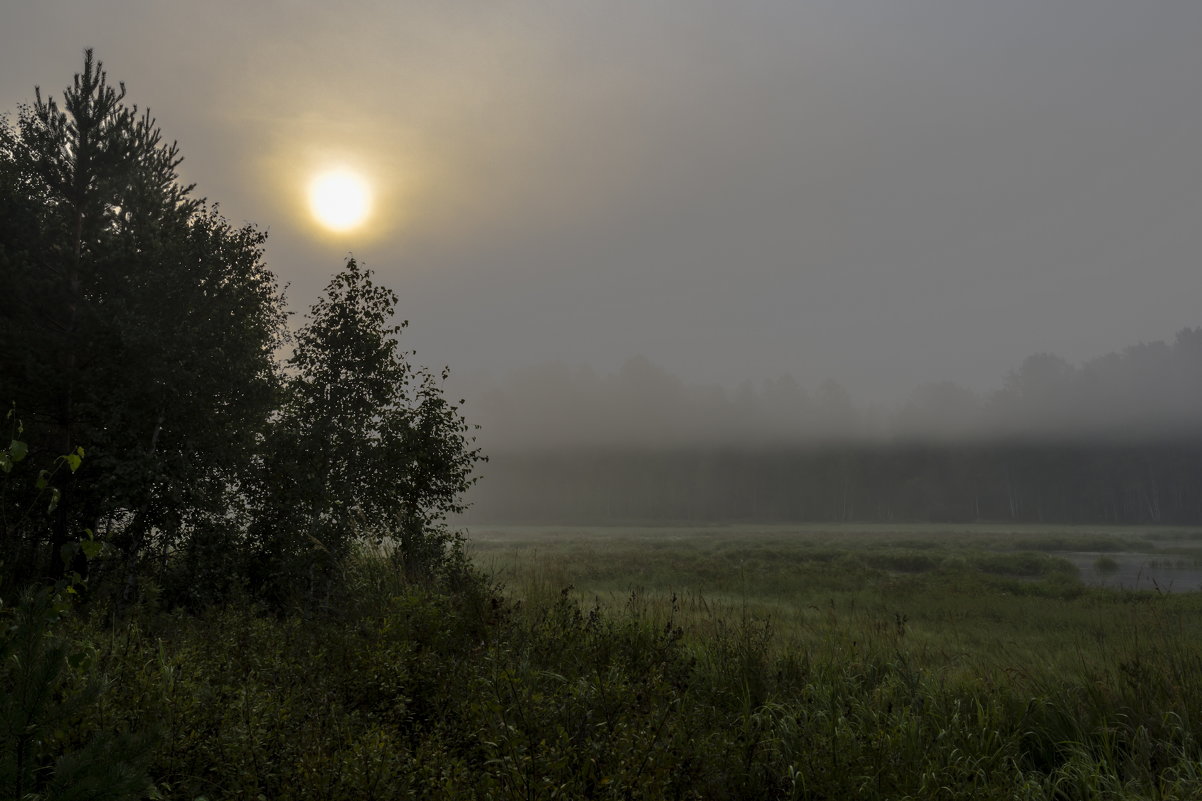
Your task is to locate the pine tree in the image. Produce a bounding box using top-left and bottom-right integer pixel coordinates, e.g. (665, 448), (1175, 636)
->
(0, 51), (287, 592)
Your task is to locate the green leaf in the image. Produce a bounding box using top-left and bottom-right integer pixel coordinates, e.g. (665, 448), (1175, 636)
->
(64, 452), (82, 473)
(48, 487), (61, 513)
(8, 440), (27, 462)
(36, 470), (50, 490)
(80, 539), (102, 560)
(66, 649), (91, 670)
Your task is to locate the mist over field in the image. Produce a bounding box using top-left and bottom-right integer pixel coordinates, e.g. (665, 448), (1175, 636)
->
(456, 328), (1202, 525)
(458, 327), (1202, 451)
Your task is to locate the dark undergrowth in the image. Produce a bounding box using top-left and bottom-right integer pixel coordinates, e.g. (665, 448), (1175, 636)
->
(5, 555), (1202, 801)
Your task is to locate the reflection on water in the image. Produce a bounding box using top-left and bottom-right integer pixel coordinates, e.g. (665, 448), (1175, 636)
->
(1065, 552), (1202, 593)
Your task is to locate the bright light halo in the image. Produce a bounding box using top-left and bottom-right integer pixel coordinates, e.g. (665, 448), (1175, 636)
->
(308, 169), (371, 231)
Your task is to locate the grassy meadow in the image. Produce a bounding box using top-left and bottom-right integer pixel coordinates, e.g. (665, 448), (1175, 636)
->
(469, 523), (1202, 680)
(10, 523), (1202, 800)
(453, 523), (1202, 798)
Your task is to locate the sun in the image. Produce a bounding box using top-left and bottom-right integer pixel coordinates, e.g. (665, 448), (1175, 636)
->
(308, 169), (372, 231)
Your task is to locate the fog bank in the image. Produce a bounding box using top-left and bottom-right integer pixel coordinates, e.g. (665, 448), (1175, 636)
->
(454, 327), (1202, 452)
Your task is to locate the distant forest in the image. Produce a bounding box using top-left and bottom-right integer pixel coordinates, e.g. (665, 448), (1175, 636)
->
(464, 329), (1202, 524)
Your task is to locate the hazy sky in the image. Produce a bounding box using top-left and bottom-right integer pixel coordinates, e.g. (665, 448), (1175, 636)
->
(4, 1), (1201, 403)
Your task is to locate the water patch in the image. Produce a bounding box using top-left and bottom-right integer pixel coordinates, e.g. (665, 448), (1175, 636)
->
(1065, 551), (1202, 593)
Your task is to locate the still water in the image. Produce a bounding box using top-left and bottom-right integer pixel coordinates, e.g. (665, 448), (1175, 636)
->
(1065, 551), (1202, 593)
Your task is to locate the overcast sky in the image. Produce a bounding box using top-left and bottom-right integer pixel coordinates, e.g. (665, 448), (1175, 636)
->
(4, 1), (1201, 403)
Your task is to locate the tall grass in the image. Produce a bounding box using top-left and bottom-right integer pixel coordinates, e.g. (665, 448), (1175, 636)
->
(7, 524), (1202, 798)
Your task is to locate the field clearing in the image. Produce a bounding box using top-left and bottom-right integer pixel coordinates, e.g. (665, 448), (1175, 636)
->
(466, 523), (1202, 681)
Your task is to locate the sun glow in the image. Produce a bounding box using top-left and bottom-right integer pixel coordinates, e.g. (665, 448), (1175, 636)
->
(308, 169), (372, 231)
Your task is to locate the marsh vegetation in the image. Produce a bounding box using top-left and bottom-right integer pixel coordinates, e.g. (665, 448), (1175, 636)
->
(9, 524), (1202, 799)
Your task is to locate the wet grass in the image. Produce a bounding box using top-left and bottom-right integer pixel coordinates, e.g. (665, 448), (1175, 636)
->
(455, 525), (1202, 797)
(471, 523), (1202, 708)
(13, 523), (1202, 799)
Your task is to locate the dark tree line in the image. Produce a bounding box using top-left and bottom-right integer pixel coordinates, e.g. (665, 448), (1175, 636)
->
(462, 302), (1202, 527)
(0, 52), (482, 607)
(466, 440), (1202, 525)
(464, 338), (1202, 526)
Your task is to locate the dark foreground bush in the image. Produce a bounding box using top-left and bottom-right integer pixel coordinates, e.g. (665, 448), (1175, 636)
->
(10, 565), (1202, 800)
(0, 588), (154, 800)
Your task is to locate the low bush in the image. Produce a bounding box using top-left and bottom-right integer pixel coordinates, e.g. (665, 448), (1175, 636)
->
(5, 559), (1196, 800)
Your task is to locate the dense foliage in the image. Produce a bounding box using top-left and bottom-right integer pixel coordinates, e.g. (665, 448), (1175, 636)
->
(6, 543), (1202, 800)
(0, 52), (481, 606)
(250, 259), (482, 607)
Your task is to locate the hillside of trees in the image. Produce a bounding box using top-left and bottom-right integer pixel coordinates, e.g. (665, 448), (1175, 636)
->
(462, 334), (1202, 524)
